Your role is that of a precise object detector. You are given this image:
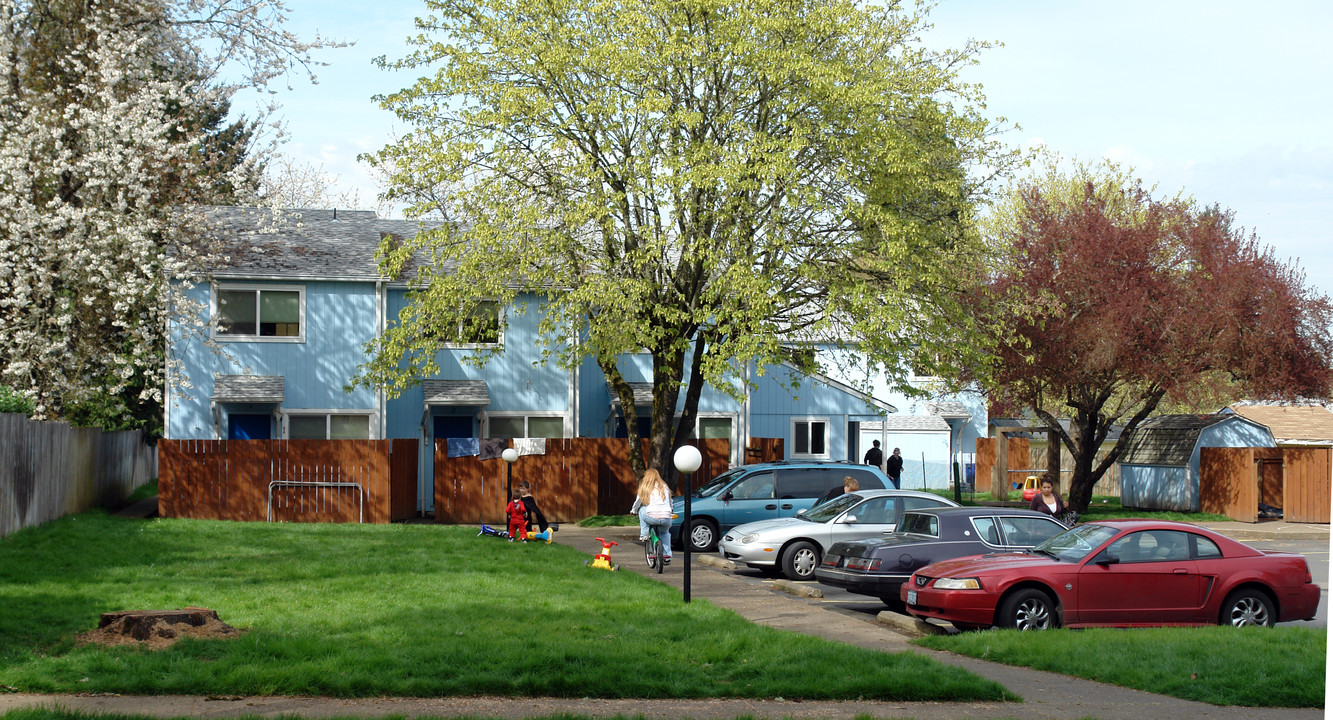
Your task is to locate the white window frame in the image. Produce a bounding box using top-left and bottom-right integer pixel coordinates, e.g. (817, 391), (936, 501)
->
(484, 412), (569, 439)
(282, 409), (377, 440)
(791, 417), (830, 459)
(212, 283), (306, 343)
(691, 413), (738, 465)
(441, 301), (506, 349)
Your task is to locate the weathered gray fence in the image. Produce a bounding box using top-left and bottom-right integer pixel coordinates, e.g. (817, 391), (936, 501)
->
(0, 413), (158, 538)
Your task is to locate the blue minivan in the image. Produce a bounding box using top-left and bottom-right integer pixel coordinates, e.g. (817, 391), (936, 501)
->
(670, 461), (897, 552)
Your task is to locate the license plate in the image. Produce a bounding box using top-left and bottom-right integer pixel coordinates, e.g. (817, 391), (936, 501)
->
(906, 590), (918, 605)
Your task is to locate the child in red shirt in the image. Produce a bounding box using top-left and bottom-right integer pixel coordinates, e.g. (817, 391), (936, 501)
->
(505, 489), (528, 541)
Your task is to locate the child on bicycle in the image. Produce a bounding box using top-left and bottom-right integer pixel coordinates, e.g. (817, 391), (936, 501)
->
(630, 468), (673, 564)
(505, 488), (528, 541)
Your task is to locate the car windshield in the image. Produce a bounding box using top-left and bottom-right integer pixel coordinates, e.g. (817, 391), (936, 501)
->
(693, 468), (745, 498)
(1031, 523), (1119, 562)
(801, 493), (861, 522)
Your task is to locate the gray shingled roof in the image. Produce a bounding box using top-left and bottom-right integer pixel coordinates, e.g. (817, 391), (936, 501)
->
(202, 207), (436, 281)
(423, 380), (491, 406)
(608, 382), (655, 406)
(212, 374), (284, 403)
(927, 401), (972, 420)
(863, 416), (951, 432)
(1118, 414), (1230, 466)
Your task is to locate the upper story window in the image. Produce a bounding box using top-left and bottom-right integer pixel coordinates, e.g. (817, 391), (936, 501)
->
(215, 285), (304, 342)
(288, 413), (371, 440)
(489, 414), (565, 439)
(438, 301), (503, 347)
(792, 418), (828, 458)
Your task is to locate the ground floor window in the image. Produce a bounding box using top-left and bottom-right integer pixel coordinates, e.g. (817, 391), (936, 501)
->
(792, 417), (829, 458)
(488, 414), (566, 439)
(287, 413), (372, 439)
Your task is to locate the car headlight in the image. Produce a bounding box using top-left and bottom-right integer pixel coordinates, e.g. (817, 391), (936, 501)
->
(740, 533), (759, 543)
(932, 577), (982, 590)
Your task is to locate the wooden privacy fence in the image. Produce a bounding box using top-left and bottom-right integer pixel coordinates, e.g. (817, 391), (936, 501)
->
(1201, 446), (1330, 523)
(435, 438), (778, 525)
(159, 439), (418, 524)
(1, 413), (157, 538)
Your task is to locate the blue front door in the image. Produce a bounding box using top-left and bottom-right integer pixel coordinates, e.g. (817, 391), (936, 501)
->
(434, 415), (474, 440)
(229, 414), (271, 439)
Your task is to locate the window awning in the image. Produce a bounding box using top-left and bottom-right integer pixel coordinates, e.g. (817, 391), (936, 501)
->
(608, 382), (654, 407)
(212, 375), (284, 403)
(423, 380), (491, 406)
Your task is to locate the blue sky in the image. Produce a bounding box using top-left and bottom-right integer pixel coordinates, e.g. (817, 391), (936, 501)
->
(242, 0), (1333, 299)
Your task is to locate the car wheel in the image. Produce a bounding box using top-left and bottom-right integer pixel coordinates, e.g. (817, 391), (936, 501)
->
(781, 541), (820, 580)
(1221, 588), (1275, 627)
(688, 518), (718, 552)
(998, 588), (1058, 631)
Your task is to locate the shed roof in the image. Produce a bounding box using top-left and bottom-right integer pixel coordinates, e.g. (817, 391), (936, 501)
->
(862, 416), (951, 432)
(1118, 414), (1231, 466)
(1225, 403), (1333, 445)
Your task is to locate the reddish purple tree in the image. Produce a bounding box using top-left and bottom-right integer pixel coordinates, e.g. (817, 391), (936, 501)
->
(973, 179), (1333, 514)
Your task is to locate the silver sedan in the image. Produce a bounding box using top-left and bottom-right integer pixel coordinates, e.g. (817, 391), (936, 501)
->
(717, 489), (960, 580)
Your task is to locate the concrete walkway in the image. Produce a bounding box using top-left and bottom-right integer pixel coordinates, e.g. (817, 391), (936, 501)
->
(4, 508), (1322, 720)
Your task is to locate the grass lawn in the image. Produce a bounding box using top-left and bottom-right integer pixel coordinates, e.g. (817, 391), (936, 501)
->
(915, 625), (1326, 708)
(0, 511), (1010, 702)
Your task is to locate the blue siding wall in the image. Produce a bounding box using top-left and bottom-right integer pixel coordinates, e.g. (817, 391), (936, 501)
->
(168, 279), (378, 439)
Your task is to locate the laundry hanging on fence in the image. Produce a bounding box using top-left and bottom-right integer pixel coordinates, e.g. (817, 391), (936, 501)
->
(514, 437), (546, 456)
(478, 438), (508, 460)
(446, 437), (480, 457)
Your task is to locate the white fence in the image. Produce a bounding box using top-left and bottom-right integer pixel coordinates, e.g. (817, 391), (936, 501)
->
(0, 413), (157, 538)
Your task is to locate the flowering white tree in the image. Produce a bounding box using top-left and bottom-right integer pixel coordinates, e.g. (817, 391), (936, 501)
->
(0, 0), (341, 425)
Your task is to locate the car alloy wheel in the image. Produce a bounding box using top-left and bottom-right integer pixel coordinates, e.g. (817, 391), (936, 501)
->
(1000, 588), (1057, 631)
(1223, 589), (1275, 627)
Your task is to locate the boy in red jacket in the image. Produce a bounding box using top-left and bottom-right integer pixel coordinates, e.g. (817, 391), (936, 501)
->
(505, 489), (528, 541)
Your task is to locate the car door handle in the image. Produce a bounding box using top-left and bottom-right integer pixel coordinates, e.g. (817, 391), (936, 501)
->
(780, 503), (793, 510)
(1173, 568), (1189, 574)
(765, 504), (777, 510)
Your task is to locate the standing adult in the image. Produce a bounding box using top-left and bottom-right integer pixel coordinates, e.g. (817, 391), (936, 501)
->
(1028, 473), (1067, 517)
(863, 439), (883, 469)
(885, 447), (903, 489)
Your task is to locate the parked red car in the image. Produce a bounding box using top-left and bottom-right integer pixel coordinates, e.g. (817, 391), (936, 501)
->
(901, 519), (1320, 630)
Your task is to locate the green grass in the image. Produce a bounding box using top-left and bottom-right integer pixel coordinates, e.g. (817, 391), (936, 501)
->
(121, 480), (158, 505)
(0, 511), (1010, 702)
(575, 514), (636, 528)
(915, 625), (1326, 707)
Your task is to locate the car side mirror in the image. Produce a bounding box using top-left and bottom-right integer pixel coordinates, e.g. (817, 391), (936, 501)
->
(1094, 552), (1119, 566)
(795, 508), (806, 516)
(721, 490), (732, 502)
(841, 514), (858, 524)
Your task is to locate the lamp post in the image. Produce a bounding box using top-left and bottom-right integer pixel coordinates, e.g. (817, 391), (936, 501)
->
(502, 447), (519, 501)
(673, 444), (702, 603)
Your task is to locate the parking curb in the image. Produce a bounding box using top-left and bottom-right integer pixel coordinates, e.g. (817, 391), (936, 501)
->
(875, 610), (947, 636)
(696, 554), (735, 570)
(773, 579), (823, 598)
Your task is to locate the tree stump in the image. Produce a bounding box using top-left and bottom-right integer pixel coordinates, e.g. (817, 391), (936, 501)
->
(81, 607), (241, 648)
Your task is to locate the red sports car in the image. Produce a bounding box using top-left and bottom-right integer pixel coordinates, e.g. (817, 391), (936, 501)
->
(901, 519), (1321, 630)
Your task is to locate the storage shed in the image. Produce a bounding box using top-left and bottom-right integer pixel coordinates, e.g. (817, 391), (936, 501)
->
(1119, 414), (1275, 513)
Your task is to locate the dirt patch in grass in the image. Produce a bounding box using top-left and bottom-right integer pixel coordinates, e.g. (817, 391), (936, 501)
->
(77, 607), (244, 650)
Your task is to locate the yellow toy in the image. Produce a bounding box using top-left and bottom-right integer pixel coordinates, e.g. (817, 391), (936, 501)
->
(529, 528), (553, 544)
(587, 537), (619, 571)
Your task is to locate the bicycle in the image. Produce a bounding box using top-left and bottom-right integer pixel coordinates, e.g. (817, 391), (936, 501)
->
(644, 524), (668, 573)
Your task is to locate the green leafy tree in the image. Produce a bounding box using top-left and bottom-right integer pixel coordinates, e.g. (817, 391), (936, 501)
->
(968, 160), (1333, 513)
(357, 0), (1011, 481)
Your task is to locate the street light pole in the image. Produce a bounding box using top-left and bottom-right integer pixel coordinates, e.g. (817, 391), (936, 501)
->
(502, 447), (519, 501)
(673, 444), (702, 604)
